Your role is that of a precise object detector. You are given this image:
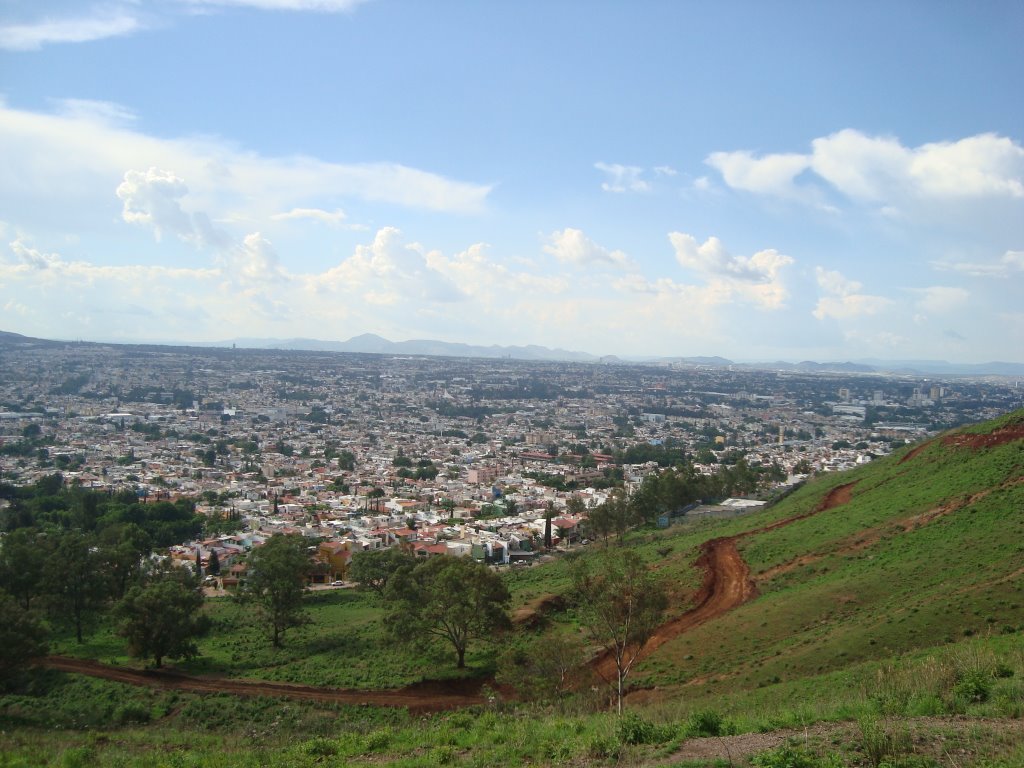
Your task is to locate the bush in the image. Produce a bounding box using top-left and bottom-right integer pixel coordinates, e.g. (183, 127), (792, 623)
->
(114, 702), (151, 725)
(752, 744), (835, 768)
(587, 733), (622, 760)
(685, 708), (725, 737)
(952, 670), (992, 704)
(617, 712), (674, 745)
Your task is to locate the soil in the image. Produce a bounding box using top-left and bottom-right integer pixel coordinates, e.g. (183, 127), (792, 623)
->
(39, 656), (484, 714)
(942, 422), (1024, 450)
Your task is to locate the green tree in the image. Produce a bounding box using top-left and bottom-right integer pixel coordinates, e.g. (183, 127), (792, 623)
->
(385, 555), (510, 668)
(116, 566), (207, 668)
(45, 531), (108, 643)
(349, 547), (416, 598)
(98, 523), (152, 599)
(0, 526), (50, 610)
(207, 549), (221, 576)
(240, 534), (310, 647)
(543, 501), (555, 549)
(572, 550), (668, 714)
(0, 588), (48, 685)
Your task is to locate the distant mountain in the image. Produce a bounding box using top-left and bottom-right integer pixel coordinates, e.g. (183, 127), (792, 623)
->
(852, 359), (1024, 377)
(212, 333), (600, 362)
(2, 329), (1022, 375)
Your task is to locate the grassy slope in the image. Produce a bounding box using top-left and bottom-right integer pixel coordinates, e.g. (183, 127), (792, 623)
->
(632, 409), (1024, 700)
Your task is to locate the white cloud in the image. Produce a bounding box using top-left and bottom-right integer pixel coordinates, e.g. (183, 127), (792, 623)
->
(271, 207), (349, 226)
(594, 162), (649, 193)
(0, 10), (140, 51)
(812, 266), (891, 320)
(654, 166), (677, 177)
(543, 228), (632, 269)
(705, 150), (810, 196)
(931, 249), (1024, 278)
(0, 102), (492, 221)
(317, 227), (464, 305)
(667, 232), (794, 310)
(709, 129), (1024, 204)
(8, 239), (61, 270)
(913, 286), (969, 315)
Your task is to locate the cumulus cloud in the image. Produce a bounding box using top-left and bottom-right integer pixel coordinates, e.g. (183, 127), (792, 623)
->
(0, 10), (140, 51)
(595, 162), (649, 193)
(708, 129), (1024, 204)
(705, 150), (810, 196)
(543, 228), (632, 269)
(317, 227), (464, 305)
(812, 266), (891, 320)
(666, 232), (793, 310)
(234, 232), (288, 284)
(932, 249), (1024, 278)
(8, 239), (61, 270)
(670, 233), (793, 283)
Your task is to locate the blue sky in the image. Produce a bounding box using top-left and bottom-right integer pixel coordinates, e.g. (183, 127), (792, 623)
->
(1, 0), (1022, 362)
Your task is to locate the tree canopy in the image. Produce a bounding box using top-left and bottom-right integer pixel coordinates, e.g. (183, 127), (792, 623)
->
(349, 547), (416, 598)
(117, 565), (207, 668)
(385, 555), (510, 668)
(240, 534), (310, 647)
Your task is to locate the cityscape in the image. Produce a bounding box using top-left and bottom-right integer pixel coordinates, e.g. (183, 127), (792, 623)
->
(2, 332), (1020, 585)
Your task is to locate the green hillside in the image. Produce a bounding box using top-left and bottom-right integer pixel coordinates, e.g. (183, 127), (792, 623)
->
(628, 408), (1024, 701)
(2, 410), (1023, 767)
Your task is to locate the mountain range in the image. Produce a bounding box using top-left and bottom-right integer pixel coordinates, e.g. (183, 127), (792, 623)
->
(2, 329), (1022, 377)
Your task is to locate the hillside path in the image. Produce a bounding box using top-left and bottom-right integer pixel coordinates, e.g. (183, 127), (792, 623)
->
(591, 482), (857, 682)
(39, 656), (484, 714)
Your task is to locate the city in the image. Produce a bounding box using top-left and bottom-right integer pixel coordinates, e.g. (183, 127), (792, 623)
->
(2, 334), (1020, 584)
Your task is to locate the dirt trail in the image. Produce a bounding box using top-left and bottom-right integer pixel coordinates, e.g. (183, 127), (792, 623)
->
(40, 656), (484, 714)
(591, 482), (858, 682)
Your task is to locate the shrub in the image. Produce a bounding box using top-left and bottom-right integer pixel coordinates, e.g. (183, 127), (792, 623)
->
(858, 715), (911, 768)
(617, 712), (674, 745)
(587, 733), (622, 760)
(953, 670), (992, 704)
(752, 744), (841, 768)
(685, 708), (725, 737)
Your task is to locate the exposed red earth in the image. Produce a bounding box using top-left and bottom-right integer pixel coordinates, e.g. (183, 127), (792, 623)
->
(40, 656), (484, 714)
(591, 482), (858, 684)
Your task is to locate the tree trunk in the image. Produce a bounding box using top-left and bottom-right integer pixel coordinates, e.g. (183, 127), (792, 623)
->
(456, 645), (465, 668)
(617, 668), (624, 715)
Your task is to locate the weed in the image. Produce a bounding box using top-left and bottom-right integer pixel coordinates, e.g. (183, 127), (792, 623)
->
(858, 715), (912, 768)
(684, 708), (726, 737)
(617, 712), (675, 745)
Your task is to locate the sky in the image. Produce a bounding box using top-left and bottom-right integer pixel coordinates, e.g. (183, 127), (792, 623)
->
(1, 0), (1022, 363)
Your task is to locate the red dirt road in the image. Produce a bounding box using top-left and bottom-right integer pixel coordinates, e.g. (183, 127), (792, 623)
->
(592, 482), (858, 683)
(40, 656), (484, 714)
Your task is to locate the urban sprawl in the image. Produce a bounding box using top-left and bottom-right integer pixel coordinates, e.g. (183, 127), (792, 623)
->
(2, 339), (1021, 586)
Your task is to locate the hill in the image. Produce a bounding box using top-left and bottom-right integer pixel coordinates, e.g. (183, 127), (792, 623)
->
(2, 410), (1023, 766)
